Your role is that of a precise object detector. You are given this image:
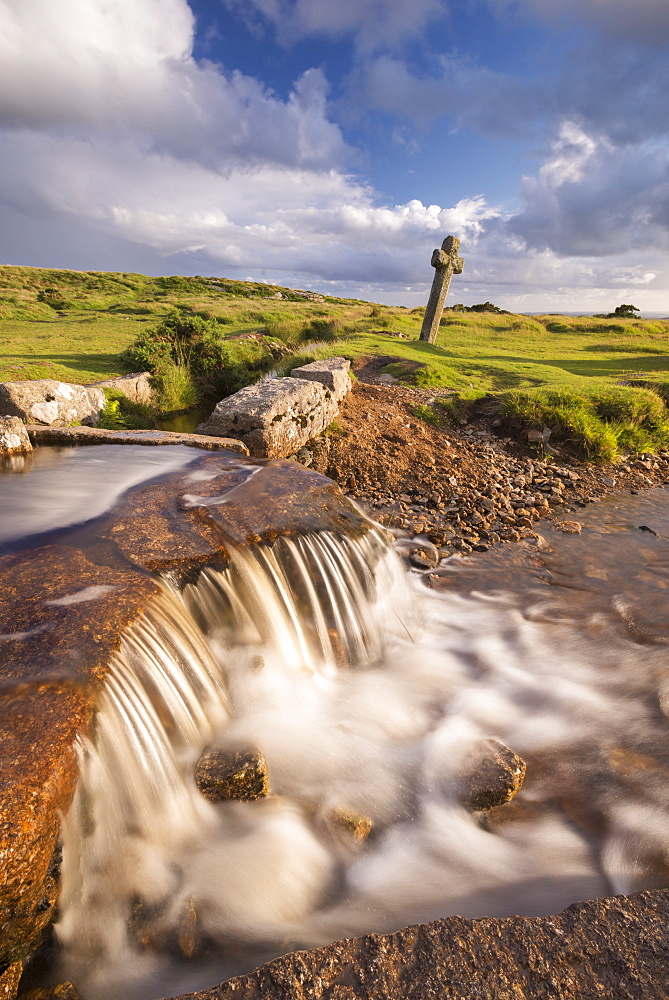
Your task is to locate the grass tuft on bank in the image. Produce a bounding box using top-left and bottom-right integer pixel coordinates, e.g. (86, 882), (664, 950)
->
(501, 385), (669, 461)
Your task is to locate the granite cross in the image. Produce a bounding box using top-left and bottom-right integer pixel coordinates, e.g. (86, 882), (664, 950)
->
(419, 235), (464, 344)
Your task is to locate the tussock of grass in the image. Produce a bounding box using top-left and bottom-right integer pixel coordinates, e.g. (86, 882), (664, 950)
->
(501, 385), (669, 461)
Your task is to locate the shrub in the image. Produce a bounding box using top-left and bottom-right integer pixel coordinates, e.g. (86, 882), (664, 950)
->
(121, 310), (281, 406)
(37, 287), (69, 310)
(263, 316), (304, 347)
(301, 317), (345, 342)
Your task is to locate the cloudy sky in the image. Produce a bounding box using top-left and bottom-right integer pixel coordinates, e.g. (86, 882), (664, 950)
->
(1, 0), (668, 311)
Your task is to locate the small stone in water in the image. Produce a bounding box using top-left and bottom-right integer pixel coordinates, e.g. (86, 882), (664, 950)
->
(408, 547), (440, 569)
(459, 738), (527, 812)
(552, 520), (582, 534)
(327, 807), (373, 842)
(195, 746), (270, 802)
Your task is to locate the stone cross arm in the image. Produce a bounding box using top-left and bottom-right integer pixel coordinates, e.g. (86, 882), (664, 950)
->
(431, 237), (464, 274)
(419, 235), (464, 344)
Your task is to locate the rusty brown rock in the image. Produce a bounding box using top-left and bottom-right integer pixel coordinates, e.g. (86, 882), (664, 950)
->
(170, 889), (669, 1000)
(0, 448), (371, 968)
(0, 679), (89, 966)
(0, 547), (159, 966)
(195, 747), (270, 803)
(93, 453), (369, 573)
(459, 738), (527, 811)
(0, 963), (23, 1000)
(0, 546), (159, 684)
(187, 457), (370, 546)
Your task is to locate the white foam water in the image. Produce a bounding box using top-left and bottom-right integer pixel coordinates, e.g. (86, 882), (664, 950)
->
(55, 526), (669, 1000)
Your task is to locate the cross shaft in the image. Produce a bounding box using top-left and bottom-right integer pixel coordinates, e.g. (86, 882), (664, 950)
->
(419, 235), (464, 344)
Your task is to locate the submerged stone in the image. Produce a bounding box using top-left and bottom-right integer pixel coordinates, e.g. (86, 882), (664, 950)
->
(459, 738), (527, 811)
(327, 807), (373, 843)
(195, 747), (270, 803)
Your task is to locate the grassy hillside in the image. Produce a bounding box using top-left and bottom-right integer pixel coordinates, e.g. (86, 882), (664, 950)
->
(0, 265), (394, 383)
(2, 264), (669, 459)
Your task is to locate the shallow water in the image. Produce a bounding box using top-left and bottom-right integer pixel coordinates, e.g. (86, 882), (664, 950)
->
(0, 444), (200, 552)
(3, 453), (669, 1000)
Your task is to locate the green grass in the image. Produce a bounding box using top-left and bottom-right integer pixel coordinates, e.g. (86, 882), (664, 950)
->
(501, 385), (669, 461)
(2, 263), (669, 459)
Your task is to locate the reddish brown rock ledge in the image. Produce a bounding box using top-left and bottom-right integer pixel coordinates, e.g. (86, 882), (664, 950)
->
(173, 889), (669, 1000)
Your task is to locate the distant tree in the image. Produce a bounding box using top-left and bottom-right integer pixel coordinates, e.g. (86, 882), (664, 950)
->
(611, 304), (640, 318)
(468, 301), (508, 314)
(445, 301), (509, 314)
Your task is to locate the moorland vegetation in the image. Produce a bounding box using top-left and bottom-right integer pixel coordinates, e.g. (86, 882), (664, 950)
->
(1, 264), (669, 461)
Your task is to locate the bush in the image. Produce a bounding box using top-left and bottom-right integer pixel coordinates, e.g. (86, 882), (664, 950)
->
(301, 317), (345, 342)
(121, 310), (281, 407)
(37, 287), (69, 310)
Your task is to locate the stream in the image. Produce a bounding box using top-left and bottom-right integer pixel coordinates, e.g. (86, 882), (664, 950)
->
(2, 447), (669, 1000)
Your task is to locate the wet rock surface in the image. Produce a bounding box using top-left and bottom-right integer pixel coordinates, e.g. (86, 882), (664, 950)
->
(0, 548), (160, 967)
(326, 807), (373, 843)
(459, 738), (527, 811)
(195, 747), (270, 803)
(27, 425), (249, 453)
(0, 445), (370, 977)
(0, 380), (105, 427)
(172, 889), (669, 1000)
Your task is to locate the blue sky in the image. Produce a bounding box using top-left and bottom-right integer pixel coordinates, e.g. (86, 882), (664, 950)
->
(0, 0), (668, 311)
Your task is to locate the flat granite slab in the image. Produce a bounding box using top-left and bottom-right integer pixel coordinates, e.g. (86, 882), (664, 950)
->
(26, 425), (249, 454)
(171, 889), (669, 1000)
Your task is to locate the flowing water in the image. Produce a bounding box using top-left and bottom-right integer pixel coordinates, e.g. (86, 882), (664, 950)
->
(3, 449), (669, 1000)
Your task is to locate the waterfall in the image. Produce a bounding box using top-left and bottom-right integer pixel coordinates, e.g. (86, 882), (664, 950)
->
(55, 515), (669, 1000)
(57, 528), (410, 997)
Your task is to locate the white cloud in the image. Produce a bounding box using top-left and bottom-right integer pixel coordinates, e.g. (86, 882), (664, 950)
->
(0, 126), (498, 284)
(0, 0), (346, 170)
(1, 0), (668, 313)
(508, 122), (669, 257)
(222, 0), (446, 50)
(0, 0), (504, 295)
